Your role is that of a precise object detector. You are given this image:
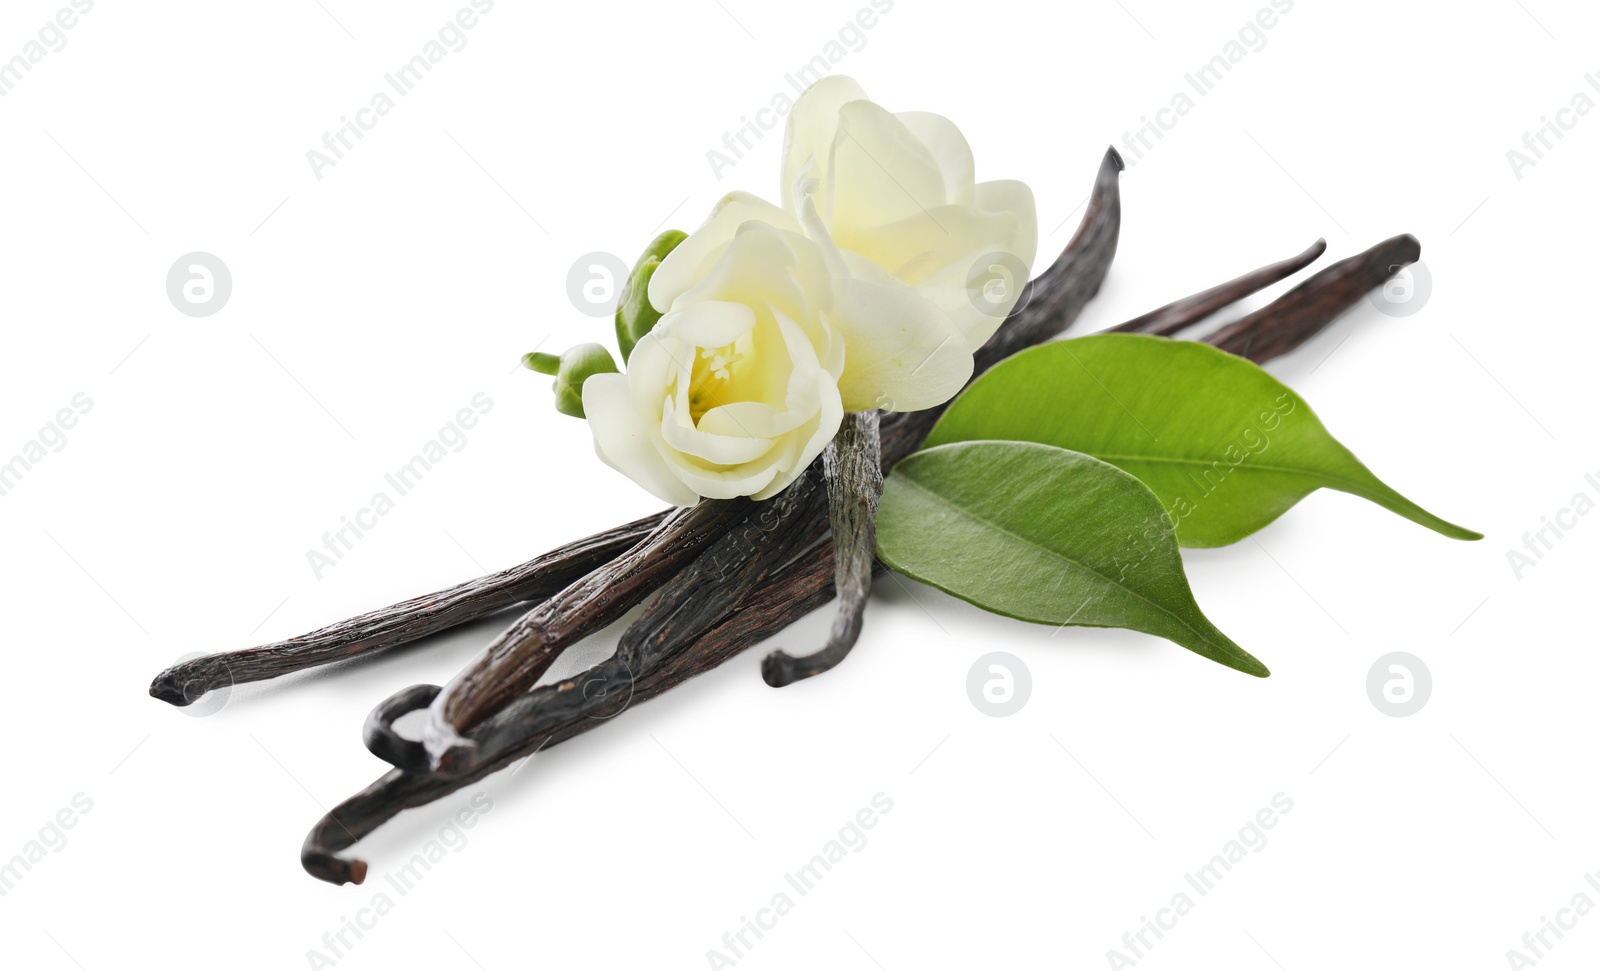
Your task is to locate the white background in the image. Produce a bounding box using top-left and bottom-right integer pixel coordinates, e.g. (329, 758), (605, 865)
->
(1, 1), (1595, 968)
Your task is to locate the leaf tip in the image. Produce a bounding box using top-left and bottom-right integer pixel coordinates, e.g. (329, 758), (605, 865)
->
(1227, 649), (1271, 679)
(1427, 517), (1484, 542)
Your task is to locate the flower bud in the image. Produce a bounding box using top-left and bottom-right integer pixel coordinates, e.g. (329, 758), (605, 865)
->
(615, 229), (687, 363)
(523, 343), (618, 419)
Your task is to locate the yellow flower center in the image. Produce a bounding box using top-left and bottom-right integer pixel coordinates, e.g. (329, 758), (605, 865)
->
(688, 341), (747, 423)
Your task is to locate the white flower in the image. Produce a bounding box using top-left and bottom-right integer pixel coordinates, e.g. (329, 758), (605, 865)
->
(582, 214), (844, 504)
(781, 76), (1039, 358)
(581, 77), (1038, 503)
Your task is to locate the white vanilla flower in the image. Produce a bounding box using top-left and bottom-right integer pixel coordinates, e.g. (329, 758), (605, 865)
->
(583, 77), (1037, 502)
(782, 76), (1039, 355)
(583, 212), (844, 504)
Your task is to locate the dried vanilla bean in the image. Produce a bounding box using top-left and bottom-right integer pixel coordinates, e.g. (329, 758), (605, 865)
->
(414, 467), (828, 776)
(1110, 238), (1327, 336)
(760, 410), (882, 687)
(302, 540), (852, 887)
(609, 472), (823, 676)
(1207, 234), (1420, 360)
(418, 497), (752, 771)
(148, 512), (665, 707)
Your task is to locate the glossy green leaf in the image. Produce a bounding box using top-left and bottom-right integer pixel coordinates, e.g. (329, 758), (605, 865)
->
(925, 334), (1481, 547)
(877, 441), (1269, 677)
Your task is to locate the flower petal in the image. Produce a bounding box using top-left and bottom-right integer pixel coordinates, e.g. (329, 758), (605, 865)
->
(780, 74), (869, 218)
(659, 396), (778, 466)
(661, 453), (782, 501)
(833, 204), (1025, 289)
(649, 192), (798, 312)
(894, 110), (974, 206)
(752, 367), (842, 500)
(582, 371), (700, 506)
(825, 100), (948, 235)
(659, 299), (756, 350)
(972, 178), (1038, 270)
(829, 253), (974, 412)
(836, 180), (1038, 350)
(698, 400), (788, 438)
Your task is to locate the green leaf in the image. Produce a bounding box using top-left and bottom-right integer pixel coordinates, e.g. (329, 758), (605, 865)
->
(615, 229), (687, 363)
(877, 441), (1269, 677)
(925, 334), (1481, 548)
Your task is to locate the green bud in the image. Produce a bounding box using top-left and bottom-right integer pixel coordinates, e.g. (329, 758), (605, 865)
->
(523, 342), (618, 419)
(523, 351), (561, 375)
(615, 229), (687, 364)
